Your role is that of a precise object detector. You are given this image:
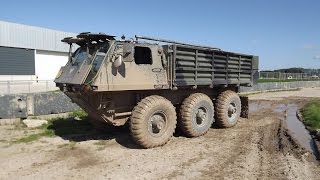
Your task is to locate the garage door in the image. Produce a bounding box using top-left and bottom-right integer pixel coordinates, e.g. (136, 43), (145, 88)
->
(0, 46), (35, 75)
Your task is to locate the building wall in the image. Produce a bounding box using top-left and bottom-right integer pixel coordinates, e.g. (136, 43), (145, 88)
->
(35, 50), (68, 80)
(0, 75), (36, 81)
(0, 21), (77, 81)
(0, 21), (77, 52)
(0, 48), (69, 81)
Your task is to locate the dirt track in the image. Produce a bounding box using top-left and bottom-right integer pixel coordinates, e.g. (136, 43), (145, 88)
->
(0, 88), (320, 179)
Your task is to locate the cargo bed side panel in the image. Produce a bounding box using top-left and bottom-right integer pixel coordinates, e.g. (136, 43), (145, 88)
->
(171, 45), (255, 87)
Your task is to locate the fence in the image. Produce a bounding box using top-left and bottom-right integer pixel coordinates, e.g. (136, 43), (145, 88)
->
(259, 72), (319, 80)
(240, 80), (320, 92)
(1, 73), (319, 95)
(0, 80), (58, 95)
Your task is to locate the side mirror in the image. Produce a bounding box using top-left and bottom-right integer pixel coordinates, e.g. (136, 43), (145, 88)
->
(113, 55), (123, 68)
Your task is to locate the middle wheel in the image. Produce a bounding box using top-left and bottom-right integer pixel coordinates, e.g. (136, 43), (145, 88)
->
(180, 93), (214, 137)
(130, 95), (177, 148)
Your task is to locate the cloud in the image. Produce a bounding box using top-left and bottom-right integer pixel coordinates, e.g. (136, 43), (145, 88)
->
(250, 39), (258, 45)
(302, 44), (319, 50)
(313, 55), (320, 60)
(303, 44), (317, 50)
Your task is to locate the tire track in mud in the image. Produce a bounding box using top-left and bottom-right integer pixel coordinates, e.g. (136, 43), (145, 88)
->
(218, 115), (285, 179)
(248, 99), (320, 179)
(206, 101), (317, 179)
(165, 115), (285, 179)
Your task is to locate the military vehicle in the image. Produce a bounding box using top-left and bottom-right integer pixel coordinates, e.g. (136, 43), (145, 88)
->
(55, 32), (259, 148)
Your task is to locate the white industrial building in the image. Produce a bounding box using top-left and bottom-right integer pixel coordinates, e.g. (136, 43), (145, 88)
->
(0, 21), (77, 94)
(0, 21), (77, 81)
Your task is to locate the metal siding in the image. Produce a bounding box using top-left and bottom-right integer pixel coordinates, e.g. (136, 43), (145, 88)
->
(172, 45), (254, 87)
(0, 46), (35, 75)
(0, 21), (77, 52)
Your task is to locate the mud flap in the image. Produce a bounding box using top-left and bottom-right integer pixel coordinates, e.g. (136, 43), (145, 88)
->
(240, 96), (249, 118)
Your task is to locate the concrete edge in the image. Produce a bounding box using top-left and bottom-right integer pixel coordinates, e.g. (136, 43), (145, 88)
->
(239, 87), (302, 95)
(0, 118), (21, 126)
(27, 112), (71, 120)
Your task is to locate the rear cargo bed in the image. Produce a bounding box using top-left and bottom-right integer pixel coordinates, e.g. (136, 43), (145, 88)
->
(166, 45), (258, 88)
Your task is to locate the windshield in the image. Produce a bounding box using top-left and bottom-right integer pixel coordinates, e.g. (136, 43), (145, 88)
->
(74, 48), (87, 64)
(71, 42), (109, 65)
(84, 42), (111, 84)
(92, 53), (105, 72)
(71, 46), (93, 65)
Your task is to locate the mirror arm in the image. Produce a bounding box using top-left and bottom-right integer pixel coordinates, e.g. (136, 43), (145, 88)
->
(67, 44), (73, 64)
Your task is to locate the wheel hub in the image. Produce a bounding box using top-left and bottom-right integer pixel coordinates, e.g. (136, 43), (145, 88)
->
(149, 112), (166, 134)
(196, 108), (207, 125)
(228, 103), (237, 118)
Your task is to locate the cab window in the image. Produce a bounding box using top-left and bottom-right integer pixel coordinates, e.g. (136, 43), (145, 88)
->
(134, 46), (152, 64)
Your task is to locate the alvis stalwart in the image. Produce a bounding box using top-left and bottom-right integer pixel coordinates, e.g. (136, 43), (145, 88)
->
(55, 32), (259, 148)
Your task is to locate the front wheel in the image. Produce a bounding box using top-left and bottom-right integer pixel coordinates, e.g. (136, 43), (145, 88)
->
(130, 95), (177, 148)
(215, 90), (241, 128)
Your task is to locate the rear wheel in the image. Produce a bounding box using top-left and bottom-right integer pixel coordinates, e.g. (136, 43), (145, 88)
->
(215, 90), (241, 128)
(180, 93), (214, 137)
(130, 95), (177, 148)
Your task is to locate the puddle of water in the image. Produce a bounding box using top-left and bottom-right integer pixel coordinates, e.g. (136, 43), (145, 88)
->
(284, 104), (313, 151)
(273, 104), (287, 113)
(274, 104), (319, 158)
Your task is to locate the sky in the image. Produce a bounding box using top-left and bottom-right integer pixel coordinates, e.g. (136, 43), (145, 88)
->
(0, 0), (320, 70)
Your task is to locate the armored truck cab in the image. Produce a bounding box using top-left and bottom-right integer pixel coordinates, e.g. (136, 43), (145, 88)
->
(55, 32), (259, 148)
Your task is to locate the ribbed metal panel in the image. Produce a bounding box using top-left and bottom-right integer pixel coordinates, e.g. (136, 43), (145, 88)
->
(170, 45), (255, 87)
(0, 21), (77, 52)
(0, 46), (35, 75)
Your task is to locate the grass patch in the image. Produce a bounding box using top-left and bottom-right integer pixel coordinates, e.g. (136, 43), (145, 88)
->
(302, 101), (320, 130)
(257, 78), (320, 83)
(47, 117), (94, 136)
(13, 124), (55, 143)
(69, 110), (88, 120)
(8, 109), (104, 144)
(12, 110), (92, 144)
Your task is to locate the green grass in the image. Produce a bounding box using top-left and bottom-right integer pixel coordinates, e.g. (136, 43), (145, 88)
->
(13, 123), (55, 143)
(13, 110), (92, 144)
(69, 110), (88, 120)
(302, 101), (320, 130)
(257, 78), (320, 83)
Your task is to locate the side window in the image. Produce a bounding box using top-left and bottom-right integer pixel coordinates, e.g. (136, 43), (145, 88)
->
(134, 46), (152, 64)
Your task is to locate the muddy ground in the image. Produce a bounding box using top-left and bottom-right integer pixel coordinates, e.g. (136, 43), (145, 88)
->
(1, 88), (320, 179)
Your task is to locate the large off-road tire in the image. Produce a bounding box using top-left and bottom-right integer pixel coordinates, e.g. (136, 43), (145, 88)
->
(215, 90), (241, 128)
(130, 95), (177, 148)
(180, 93), (214, 137)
